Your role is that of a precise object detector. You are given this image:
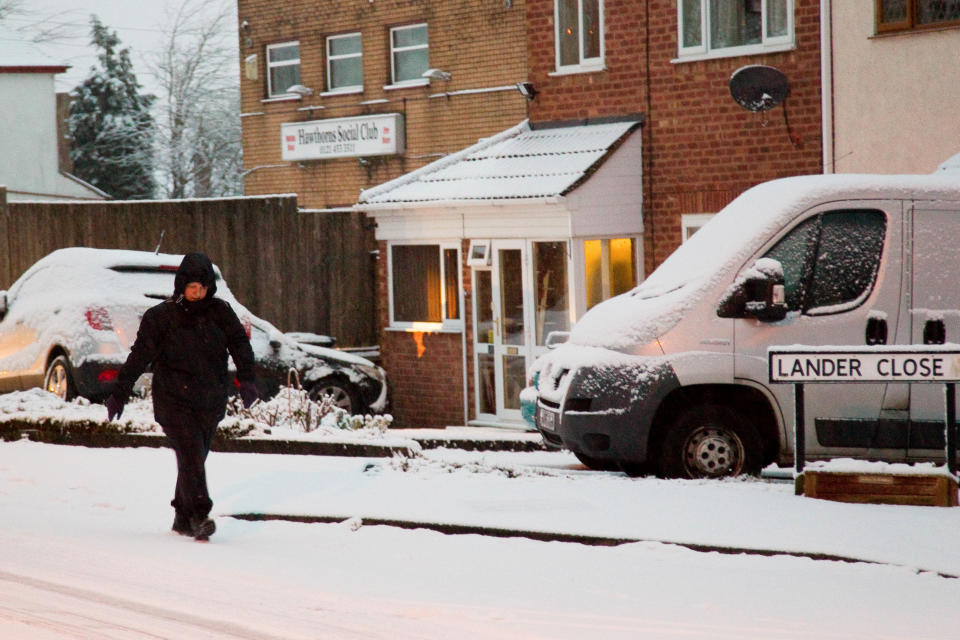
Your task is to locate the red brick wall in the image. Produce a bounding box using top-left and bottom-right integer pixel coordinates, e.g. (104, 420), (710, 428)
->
(525, 0), (823, 273)
(377, 240), (470, 428)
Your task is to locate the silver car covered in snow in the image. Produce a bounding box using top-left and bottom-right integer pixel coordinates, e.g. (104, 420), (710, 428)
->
(0, 248), (388, 414)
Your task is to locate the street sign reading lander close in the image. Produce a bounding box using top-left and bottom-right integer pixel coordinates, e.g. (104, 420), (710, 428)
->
(769, 347), (960, 384)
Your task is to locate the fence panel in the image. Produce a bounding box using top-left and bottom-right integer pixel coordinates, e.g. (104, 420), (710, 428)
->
(0, 196), (376, 347)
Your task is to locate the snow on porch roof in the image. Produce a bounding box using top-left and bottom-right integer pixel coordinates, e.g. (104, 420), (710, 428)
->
(357, 118), (642, 208)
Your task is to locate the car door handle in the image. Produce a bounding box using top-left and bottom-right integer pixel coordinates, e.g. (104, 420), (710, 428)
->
(866, 316), (887, 345)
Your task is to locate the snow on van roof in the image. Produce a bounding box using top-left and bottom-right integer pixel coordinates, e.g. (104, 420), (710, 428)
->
(570, 172), (960, 350)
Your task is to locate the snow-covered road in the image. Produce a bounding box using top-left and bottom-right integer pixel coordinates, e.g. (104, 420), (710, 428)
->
(1, 440), (959, 638)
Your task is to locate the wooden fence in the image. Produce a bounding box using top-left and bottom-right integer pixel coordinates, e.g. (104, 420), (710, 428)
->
(0, 191), (377, 347)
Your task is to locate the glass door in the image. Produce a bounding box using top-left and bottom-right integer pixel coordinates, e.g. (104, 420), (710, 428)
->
(494, 242), (528, 421)
(473, 240), (570, 424)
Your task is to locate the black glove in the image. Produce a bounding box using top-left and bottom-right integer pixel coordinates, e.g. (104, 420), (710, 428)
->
(106, 395), (125, 421)
(239, 380), (258, 408)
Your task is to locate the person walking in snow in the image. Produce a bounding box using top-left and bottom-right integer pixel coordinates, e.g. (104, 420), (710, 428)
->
(104, 252), (258, 541)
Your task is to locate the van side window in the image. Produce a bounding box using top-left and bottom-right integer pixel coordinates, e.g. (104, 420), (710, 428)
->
(763, 216), (818, 311)
(763, 209), (885, 314)
(806, 210), (885, 312)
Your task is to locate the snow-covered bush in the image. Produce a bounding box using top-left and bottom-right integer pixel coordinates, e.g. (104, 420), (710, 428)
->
(222, 385), (392, 437)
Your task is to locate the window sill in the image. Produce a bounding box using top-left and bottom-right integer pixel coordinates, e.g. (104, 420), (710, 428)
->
(261, 95), (302, 104)
(672, 42), (795, 64)
(383, 79), (430, 91)
(871, 23), (960, 38)
(386, 324), (464, 334)
(548, 62), (607, 77)
(321, 87), (364, 97)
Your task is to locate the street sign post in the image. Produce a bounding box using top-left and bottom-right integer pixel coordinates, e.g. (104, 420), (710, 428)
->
(769, 347), (960, 493)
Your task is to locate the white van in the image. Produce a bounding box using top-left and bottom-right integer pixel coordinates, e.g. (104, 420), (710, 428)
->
(528, 171), (960, 478)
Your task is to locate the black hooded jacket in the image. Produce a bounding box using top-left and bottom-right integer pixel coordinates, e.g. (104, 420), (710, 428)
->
(112, 253), (256, 417)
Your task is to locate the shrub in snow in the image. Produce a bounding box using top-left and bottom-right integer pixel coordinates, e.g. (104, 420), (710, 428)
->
(222, 385), (393, 437)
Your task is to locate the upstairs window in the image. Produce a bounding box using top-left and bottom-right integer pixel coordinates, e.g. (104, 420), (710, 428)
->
(266, 41), (301, 98)
(326, 33), (362, 93)
(390, 23), (429, 86)
(877, 0), (960, 33)
(678, 0), (793, 60)
(555, 0), (604, 71)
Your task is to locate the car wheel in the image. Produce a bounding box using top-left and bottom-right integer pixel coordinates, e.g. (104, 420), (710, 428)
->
(44, 355), (75, 401)
(573, 452), (620, 471)
(658, 404), (761, 479)
(308, 378), (359, 414)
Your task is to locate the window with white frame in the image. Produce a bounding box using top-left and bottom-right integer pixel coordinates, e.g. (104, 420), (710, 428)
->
(556, 0), (604, 71)
(390, 23), (429, 85)
(326, 32), (362, 92)
(681, 213), (715, 242)
(678, 0), (793, 59)
(584, 237), (638, 310)
(390, 243), (461, 327)
(266, 41), (301, 97)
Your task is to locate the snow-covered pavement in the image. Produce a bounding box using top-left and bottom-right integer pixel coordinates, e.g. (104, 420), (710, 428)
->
(1, 440), (959, 639)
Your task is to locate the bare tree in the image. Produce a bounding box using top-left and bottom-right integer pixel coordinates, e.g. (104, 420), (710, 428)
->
(150, 0), (242, 199)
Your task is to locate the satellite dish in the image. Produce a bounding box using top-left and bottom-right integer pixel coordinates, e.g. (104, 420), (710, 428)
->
(729, 65), (790, 112)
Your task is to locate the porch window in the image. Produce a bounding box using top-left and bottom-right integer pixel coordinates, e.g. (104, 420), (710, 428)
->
(877, 0), (960, 33)
(533, 241), (570, 345)
(678, 0), (793, 59)
(266, 41), (301, 97)
(585, 238), (637, 309)
(390, 243), (460, 327)
(556, 0), (604, 71)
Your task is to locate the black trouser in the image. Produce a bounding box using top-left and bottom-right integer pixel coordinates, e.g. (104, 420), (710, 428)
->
(158, 404), (223, 520)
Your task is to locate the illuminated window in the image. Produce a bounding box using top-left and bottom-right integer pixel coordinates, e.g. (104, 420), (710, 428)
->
(556, 0), (604, 71)
(585, 238), (637, 309)
(390, 243), (460, 326)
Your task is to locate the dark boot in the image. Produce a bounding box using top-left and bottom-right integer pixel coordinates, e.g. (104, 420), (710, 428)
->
(190, 516), (216, 541)
(172, 512), (192, 536)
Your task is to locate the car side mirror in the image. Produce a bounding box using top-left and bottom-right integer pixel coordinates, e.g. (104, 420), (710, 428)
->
(717, 258), (788, 322)
(0, 291), (7, 320)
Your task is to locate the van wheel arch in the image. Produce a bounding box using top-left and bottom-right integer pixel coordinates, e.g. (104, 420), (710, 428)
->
(649, 385), (780, 475)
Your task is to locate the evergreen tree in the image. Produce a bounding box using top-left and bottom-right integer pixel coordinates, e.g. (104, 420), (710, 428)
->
(69, 16), (156, 200)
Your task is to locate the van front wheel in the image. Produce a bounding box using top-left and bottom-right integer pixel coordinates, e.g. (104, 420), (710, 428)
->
(659, 405), (761, 479)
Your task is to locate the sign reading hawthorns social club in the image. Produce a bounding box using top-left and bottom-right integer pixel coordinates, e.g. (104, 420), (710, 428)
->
(281, 113), (405, 161)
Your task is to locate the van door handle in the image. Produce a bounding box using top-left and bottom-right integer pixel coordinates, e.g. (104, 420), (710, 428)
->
(923, 319), (946, 344)
(866, 317), (887, 345)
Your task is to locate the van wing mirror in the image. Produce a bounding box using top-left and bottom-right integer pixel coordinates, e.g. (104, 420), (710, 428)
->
(717, 258), (788, 322)
(545, 331), (570, 348)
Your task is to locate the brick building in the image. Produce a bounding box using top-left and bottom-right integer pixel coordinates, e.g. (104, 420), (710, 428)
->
(236, 0), (530, 208)
(362, 0), (823, 428)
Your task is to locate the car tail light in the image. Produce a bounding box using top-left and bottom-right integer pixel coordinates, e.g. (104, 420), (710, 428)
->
(97, 369), (118, 382)
(85, 307), (113, 331)
(242, 318), (251, 338)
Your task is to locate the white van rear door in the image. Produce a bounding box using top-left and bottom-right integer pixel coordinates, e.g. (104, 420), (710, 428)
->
(907, 203), (960, 461)
(733, 203), (906, 461)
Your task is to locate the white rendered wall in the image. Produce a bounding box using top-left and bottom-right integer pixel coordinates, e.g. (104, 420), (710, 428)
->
(830, 5), (960, 174)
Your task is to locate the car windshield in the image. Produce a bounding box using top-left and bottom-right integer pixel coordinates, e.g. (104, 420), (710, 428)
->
(108, 265), (223, 301)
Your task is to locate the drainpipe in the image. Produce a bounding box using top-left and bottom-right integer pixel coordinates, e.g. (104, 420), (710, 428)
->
(820, 0), (835, 174)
